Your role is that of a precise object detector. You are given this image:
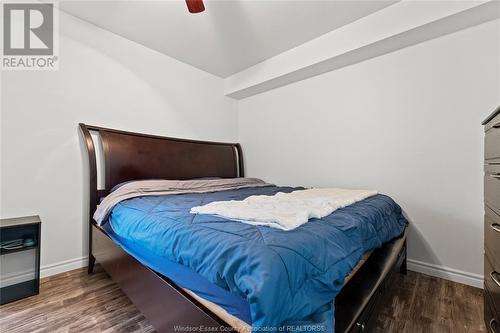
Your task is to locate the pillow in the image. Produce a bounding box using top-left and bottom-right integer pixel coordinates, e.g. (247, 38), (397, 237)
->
(109, 177), (222, 193)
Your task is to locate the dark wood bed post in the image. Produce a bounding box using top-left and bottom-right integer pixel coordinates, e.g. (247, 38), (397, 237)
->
(79, 123), (98, 274)
(236, 143), (244, 177)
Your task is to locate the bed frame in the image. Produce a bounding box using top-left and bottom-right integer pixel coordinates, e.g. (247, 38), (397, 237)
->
(79, 123), (407, 333)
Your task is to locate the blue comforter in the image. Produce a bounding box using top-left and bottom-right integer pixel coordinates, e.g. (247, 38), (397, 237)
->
(107, 186), (407, 332)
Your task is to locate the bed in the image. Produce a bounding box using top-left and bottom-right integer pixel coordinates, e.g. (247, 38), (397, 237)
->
(79, 123), (408, 333)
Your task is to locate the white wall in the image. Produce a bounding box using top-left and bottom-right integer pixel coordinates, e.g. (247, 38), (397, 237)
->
(238, 19), (500, 287)
(0, 10), (238, 276)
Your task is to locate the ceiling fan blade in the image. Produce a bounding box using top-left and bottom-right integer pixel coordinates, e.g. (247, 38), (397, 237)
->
(186, 0), (205, 13)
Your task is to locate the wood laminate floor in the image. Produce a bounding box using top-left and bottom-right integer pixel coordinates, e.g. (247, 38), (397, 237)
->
(0, 266), (485, 333)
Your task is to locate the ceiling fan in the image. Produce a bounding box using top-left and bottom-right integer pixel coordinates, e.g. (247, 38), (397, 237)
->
(186, 0), (205, 13)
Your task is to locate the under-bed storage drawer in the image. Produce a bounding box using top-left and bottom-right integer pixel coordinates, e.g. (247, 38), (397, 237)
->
(486, 206), (500, 266)
(485, 112), (500, 162)
(485, 164), (500, 214)
(335, 237), (406, 333)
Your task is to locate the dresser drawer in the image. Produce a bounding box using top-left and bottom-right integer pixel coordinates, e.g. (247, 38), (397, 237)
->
(485, 253), (500, 317)
(485, 164), (500, 214)
(485, 112), (500, 161)
(486, 206), (500, 266)
(486, 288), (500, 333)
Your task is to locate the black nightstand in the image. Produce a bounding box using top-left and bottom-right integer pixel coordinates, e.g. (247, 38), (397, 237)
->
(0, 216), (41, 305)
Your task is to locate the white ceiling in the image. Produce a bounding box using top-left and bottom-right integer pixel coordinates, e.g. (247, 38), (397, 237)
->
(60, 0), (397, 77)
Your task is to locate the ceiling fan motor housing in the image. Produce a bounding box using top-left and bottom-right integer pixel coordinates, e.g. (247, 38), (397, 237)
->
(186, 0), (205, 13)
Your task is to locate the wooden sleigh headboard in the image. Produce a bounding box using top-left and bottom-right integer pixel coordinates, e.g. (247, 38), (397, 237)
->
(79, 123), (244, 225)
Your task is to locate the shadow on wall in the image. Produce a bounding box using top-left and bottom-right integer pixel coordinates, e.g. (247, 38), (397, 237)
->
(402, 209), (440, 269)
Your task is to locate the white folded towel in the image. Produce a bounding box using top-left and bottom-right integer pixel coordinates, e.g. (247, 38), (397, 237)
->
(190, 188), (377, 231)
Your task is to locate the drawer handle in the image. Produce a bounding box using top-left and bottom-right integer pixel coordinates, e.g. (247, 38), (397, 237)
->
(491, 271), (500, 288)
(490, 318), (497, 332)
(492, 223), (500, 234)
(356, 322), (365, 331)
(492, 121), (500, 129)
(491, 174), (500, 180)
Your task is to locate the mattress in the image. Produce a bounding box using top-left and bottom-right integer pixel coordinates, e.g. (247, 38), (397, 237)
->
(104, 221), (372, 330)
(104, 185), (407, 331)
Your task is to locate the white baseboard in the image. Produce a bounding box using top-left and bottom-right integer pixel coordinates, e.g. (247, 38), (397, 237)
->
(9, 255), (484, 290)
(0, 269), (36, 288)
(407, 259), (483, 289)
(40, 256), (88, 278)
(0, 256), (88, 286)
